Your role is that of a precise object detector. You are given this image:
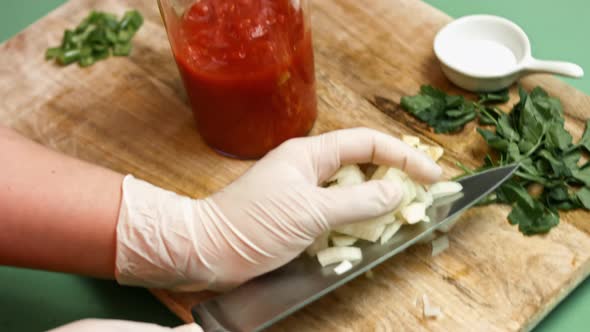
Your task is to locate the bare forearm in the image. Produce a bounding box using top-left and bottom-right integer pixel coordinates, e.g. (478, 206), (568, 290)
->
(0, 126), (123, 278)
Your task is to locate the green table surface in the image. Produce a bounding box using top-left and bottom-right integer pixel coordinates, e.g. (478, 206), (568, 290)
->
(1, 0), (589, 331)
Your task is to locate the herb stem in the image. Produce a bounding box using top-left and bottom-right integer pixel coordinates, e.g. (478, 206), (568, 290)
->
(457, 162), (474, 174)
(477, 104), (499, 126)
(524, 133), (545, 158)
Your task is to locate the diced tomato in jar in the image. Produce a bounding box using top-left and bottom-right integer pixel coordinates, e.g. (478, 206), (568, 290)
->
(167, 0), (317, 158)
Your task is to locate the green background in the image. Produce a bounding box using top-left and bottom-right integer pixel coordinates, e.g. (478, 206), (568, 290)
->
(1, 0), (589, 331)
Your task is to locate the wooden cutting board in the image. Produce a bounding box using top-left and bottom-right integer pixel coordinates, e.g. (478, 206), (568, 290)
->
(2, 0), (590, 331)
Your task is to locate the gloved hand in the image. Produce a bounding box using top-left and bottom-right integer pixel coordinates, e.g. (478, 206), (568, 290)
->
(115, 128), (442, 291)
(49, 319), (201, 332)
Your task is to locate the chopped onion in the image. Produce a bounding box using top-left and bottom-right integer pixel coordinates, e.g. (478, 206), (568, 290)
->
(371, 165), (408, 182)
(428, 181), (463, 199)
(431, 235), (449, 256)
(401, 202), (427, 224)
(430, 191), (463, 207)
(306, 232), (329, 256)
(333, 260), (353, 275)
(416, 144), (429, 152)
(328, 164), (365, 186)
(400, 179), (418, 208)
(426, 146), (444, 161)
(415, 185), (433, 206)
(422, 294), (442, 319)
(331, 234), (358, 247)
(380, 220), (403, 244)
(311, 142), (451, 269)
(402, 135), (421, 147)
(317, 246), (362, 267)
(371, 166), (410, 206)
(334, 212), (391, 242)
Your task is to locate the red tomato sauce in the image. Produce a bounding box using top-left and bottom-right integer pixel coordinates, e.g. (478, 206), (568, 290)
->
(172, 0), (317, 158)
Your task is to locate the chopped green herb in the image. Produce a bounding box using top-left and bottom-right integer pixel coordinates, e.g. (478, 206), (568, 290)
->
(45, 47), (62, 60)
(478, 89), (509, 104)
(46, 10), (143, 67)
(113, 42), (133, 56)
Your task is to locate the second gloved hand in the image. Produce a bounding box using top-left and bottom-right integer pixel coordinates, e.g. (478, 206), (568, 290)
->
(115, 128), (442, 291)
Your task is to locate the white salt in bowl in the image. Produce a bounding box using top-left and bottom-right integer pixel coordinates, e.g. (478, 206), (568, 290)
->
(434, 15), (583, 92)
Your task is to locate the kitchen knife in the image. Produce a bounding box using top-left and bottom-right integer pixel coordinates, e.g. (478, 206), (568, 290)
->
(191, 164), (519, 332)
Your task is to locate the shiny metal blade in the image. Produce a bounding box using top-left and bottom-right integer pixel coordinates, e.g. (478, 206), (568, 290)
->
(192, 164), (519, 332)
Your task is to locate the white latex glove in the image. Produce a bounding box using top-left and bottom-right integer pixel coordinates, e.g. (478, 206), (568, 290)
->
(49, 319), (201, 332)
(115, 128), (442, 291)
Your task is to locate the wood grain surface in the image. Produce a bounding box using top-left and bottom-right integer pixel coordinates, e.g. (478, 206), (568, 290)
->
(2, 0), (590, 331)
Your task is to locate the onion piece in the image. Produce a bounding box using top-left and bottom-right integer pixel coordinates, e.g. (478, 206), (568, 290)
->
(416, 144), (429, 153)
(317, 246), (362, 267)
(422, 294), (442, 319)
(415, 185), (434, 207)
(334, 212), (392, 242)
(331, 234), (358, 247)
(328, 164), (365, 186)
(428, 181), (463, 199)
(365, 270), (374, 279)
(371, 165), (408, 182)
(400, 179), (418, 208)
(401, 202), (427, 224)
(431, 235), (449, 256)
(380, 220), (403, 244)
(402, 135), (421, 147)
(333, 260), (353, 275)
(427, 146), (444, 161)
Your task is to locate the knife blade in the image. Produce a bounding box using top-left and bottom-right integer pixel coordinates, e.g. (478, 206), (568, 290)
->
(191, 164), (519, 332)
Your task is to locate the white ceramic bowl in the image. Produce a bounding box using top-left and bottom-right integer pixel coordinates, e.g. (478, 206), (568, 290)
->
(434, 15), (583, 92)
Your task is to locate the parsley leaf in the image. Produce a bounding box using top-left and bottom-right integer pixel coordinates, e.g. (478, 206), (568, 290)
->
(400, 84), (590, 235)
(508, 200), (559, 235)
(401, 85), (477, 133)
(572, 119), (590, 153)
(576, 187), (590, 209)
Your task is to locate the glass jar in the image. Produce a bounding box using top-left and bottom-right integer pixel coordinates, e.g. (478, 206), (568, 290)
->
(158, 0), (317, 159)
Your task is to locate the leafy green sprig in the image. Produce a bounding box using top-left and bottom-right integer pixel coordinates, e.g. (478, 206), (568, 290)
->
(402, 85), (590, 235)
(400, 86), (509, 133)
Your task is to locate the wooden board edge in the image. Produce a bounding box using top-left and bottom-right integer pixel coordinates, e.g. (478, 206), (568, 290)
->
(150, 289), (195, 324)
(522, 259), (590, 332)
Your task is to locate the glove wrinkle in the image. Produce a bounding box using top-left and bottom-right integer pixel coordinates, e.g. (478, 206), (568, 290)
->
(206, 198), (274, 261)
(247, 202), (291, 245)
(201, 200), (260, 265)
